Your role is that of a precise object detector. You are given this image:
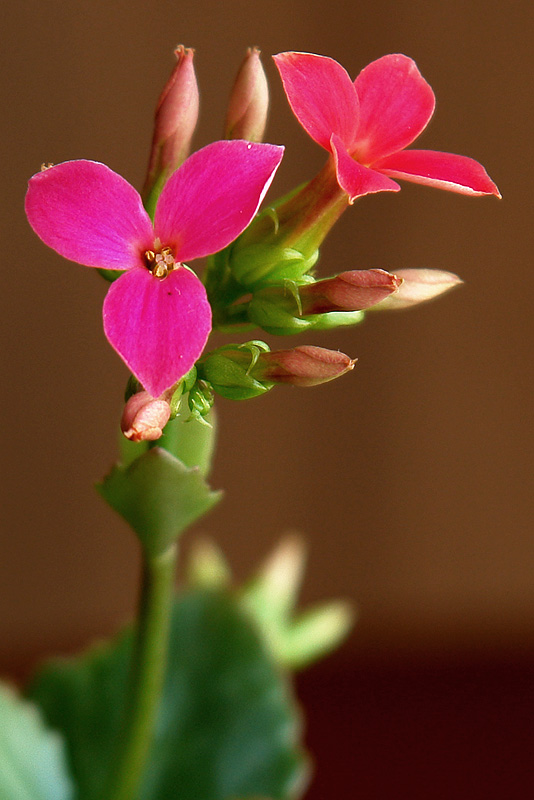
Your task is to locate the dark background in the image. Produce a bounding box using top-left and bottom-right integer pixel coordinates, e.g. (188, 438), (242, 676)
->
(2, 0), (533, 796)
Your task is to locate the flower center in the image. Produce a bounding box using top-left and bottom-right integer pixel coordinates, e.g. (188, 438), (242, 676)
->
(143, 245), (177, 279)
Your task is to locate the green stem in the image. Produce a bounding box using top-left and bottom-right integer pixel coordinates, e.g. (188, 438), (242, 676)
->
(105, 542), (178, 800)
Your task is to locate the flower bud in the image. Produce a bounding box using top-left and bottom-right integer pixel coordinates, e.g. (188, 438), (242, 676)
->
(246, 269), (398, 335)
(199, 342), (355, 397)
(225, 47), (269, 142)
(121, 391), (171, 442)
(371, 268), (462, 310)
(299, 269), (402, 313)
(259, 345), (355, 386)
(143, 45), (199, 213)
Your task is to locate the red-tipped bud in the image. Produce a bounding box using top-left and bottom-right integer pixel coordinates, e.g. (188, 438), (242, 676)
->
(225, 47), (269, 142)
(121, 391), (171, 442)
(371, 268), (463, 310)
(259, 345), (355, 387)
(143, 46), (199, 209)
(299, 269), (402, 314)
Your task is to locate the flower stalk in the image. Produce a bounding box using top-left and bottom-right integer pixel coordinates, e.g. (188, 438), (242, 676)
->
(104, 542), (178, 800)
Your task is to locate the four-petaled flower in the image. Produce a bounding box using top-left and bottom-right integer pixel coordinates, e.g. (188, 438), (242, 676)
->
(274, 52), (500, 202)
(26, 140), (284, 396)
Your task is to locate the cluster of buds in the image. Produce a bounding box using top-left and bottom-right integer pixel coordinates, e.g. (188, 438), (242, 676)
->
(26, 44), (497, 440)
(111, 44), (497, 440)
(123, 342), (355, 440)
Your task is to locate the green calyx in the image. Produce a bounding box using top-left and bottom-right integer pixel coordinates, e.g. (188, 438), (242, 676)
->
(197, 341), (274, 401)
(229, 240), (319, 288)
(248, 285), (366, 335)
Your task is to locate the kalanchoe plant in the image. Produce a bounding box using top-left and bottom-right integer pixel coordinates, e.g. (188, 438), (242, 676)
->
(11, 44), (500, 800)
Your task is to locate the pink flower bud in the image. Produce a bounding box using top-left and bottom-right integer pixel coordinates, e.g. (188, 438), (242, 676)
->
(259, 345), (355, 386)
(371, 268), (462, 310)
(143, 46), (199, 206)
(300, 269), (402, 313)
(225, 47), (269, 142)
(121, 391), (172, 442)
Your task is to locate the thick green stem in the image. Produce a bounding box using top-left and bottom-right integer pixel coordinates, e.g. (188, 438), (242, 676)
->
(105, 542), (178, 800)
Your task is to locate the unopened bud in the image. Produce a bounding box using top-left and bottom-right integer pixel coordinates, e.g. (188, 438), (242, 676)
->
(225, 47), (269, 142)
(121, 391), (171, 442)
(258, 345), (355, 387)
(143, 45), (199, 213)
(300, 269), (402, 313)
(200, 342), (355, 397)
(371, 268), (462, 310)
(248, 272), (393, 335)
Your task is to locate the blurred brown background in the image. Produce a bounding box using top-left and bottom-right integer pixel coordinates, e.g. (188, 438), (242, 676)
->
(2, 0), (533, 796)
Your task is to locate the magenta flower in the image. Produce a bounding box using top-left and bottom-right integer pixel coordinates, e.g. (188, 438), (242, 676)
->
(26, 140), (283, 396)
(274, 52), (500, 202)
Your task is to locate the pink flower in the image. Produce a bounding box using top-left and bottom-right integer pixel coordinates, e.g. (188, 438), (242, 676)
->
(274, 52), (500, 202)
(25, 140), (284, 396)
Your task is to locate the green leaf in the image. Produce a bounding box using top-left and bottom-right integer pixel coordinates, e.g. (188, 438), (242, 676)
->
(0, 683), (73, 800)
(28, 590), (309, 800)
(97, 448), (222, 555)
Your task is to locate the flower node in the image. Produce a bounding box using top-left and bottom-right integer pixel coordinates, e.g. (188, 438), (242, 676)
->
(144, 245), (177, 279)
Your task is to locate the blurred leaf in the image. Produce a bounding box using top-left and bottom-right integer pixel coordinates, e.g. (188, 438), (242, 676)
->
(0, 682), (73, 800)
(239, 536), (354, 670)
(97, 448), (222, 555)
(186, 538), (232, 590)
(271, 601), (355, 670)
(28, 590), (309, 800)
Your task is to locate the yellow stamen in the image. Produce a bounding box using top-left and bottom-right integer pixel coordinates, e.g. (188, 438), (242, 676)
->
(143, 245), (177, 279)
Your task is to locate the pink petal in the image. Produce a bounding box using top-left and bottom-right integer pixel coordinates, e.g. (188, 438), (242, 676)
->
(331, 134), (400, 202)
(273, 52), (360, 151)
(373, 149), (501, 196)
(25, 160), (154, 269)
(154, 140), (284, 262)
(103, 266), (212, 396)
(353, 55), (435, 165)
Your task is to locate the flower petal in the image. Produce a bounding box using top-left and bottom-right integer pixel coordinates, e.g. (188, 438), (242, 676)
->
(354, 55), (435, 164)
(373, 149), (501, 196)
(103, 266), (212, 396)
(154, 140), (284, 262)
(273, 52), (360, 151)
(331, 134), (400, 202)
(25, 160), (154, 269)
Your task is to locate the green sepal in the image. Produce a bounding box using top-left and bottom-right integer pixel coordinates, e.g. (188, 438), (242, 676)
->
(230, 243), (319, 289)
(248, 292), (366, 336)
(307, 309), (366, 330)
(168, 366), (198, 418)
(97, 448), (222, 556)
(0, 682), (74, 800)
(97, 268), (125, 283)
(198, 342), (274, 401)
(247, 293), (314, 336)
(28, 590), (309, 800)
(187, 380), (215, 423)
